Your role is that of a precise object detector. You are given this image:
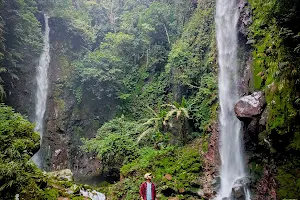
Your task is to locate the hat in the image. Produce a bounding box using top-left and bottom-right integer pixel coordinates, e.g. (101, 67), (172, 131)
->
(144, 173), (152, 179)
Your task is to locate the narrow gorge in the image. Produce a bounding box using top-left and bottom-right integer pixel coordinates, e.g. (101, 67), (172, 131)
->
(0, 0), (299, 199)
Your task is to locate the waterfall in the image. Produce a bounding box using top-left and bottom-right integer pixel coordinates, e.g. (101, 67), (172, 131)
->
(32, 14), (51, 168)
(215, 0), (250, 199)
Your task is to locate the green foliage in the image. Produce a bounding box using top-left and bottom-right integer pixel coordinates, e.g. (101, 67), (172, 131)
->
(0, 104), (92, 199)
(120, 71), (173, 120)
(137, 105), (167, 143)
(188, 73), (218, 130)
(107, 142), (202, 199)
(167, 2), (216, 88)
(82, 116), (140, 174)
(75, 32), (136, 99)
(0, 0), (220, 199)
(0, 104), (40, 160)
(0, 0), (43, 100)
(43, 188), (60, 199)
(276, 159), (300, 199)
(51, 0), (96, 43)
(0, 104), (42, 199)
(249, 0), (300, 138)
(64, 0), (193, 112)
(163, 97), (189, 122)
(166, 1), (218, 131)
(249, 0), (300, 197)
(79, 2), (218, 199)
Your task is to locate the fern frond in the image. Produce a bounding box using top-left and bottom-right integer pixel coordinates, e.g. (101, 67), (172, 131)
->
(0, 84), (5, 102)
(142, 117), (160, 126)
(180, 108), (189, 118)
(162, 104), (176, 109)
(164, 109), (177, 122)
(137, 128), (154, 143)
(176, 110), (181, 119)
(146, 105), (159, 117)
(0, 67), (7, 73)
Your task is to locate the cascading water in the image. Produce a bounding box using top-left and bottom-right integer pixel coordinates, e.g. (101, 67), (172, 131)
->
(32, 14), (51, 168)
(215, 0), (250, 199)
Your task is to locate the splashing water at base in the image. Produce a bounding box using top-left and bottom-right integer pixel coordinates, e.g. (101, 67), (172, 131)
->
(31, 14), (51, 168)
(80, 190), (106, 200)
(215, 0), (250, 199)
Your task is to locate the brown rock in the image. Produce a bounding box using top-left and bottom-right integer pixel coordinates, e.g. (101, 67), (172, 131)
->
(204, 188), (212, 198)
(165, 174), (172, 180)
(235, 91), (266, 119)
(248, 118), (258, 134)
(120, 174), (124, 181)
(57, 198), (70, 200)
(259, 107), (268, 127)
(201, 122), (220, 200)
(178, 188), (185, 193)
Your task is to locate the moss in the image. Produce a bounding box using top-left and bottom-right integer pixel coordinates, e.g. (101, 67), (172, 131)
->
(107, 140), (203, 199)
(43, 188), (60, 199)
(53, 83), (66, 113)
(74, 126), (84, 138)
(201, 135), (209, 153)
(249, 0), (300, 141)
(276, 159), (300, 199)
(252, 53), (263, 89)
(59, 55), (74, 82)
(249, 0), (300, 197)
(249, 161), (264, 184)
(55, 98), (66, 112)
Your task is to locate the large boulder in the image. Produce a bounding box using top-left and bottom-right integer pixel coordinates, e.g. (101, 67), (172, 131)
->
(235, 91), (266, 119)
(232, 184), (244, 199)
(231, 177), (251, 199)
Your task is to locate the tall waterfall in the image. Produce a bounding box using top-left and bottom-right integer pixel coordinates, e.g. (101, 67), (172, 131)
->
(215, 0), (250, 199)
(32, 14), (51, 168)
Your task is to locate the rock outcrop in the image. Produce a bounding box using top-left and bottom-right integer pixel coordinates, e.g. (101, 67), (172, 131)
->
(234, 91), (266, 120)
(41, 17), (118, 179)
(48, 169), (74, 181)
(201, 122), (220, 199)
(238, 0), (252, 37)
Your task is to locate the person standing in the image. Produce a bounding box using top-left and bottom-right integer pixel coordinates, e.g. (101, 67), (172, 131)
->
(139, 173), (156, 200)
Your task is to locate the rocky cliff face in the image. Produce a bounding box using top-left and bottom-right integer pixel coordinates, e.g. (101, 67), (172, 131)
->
(235, 1), (279, 198)
(41, 17), (118, 179)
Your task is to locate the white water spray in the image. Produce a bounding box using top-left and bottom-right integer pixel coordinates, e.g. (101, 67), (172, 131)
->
(32, 14), (51, 168)
(215, 0), (250, 199)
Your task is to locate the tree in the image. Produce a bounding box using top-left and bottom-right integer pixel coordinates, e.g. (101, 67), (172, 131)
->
(0, 104), (43, 199)
(0, 0), (43, 102)
(75, 32), (136, 99)
(137, 105), (167, 143)
(82, 117), (139, 175)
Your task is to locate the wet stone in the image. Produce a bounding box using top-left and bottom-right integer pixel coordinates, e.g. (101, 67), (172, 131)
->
(232, 184), (245, 199)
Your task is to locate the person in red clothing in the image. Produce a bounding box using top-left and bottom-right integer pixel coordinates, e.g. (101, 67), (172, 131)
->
(139, 173), (156, 200)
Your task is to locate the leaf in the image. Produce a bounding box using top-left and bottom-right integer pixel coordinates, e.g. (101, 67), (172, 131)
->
(137, 128), (154, 143)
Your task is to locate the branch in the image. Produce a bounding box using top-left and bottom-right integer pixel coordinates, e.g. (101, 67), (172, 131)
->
(163, 23), (170, 45)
